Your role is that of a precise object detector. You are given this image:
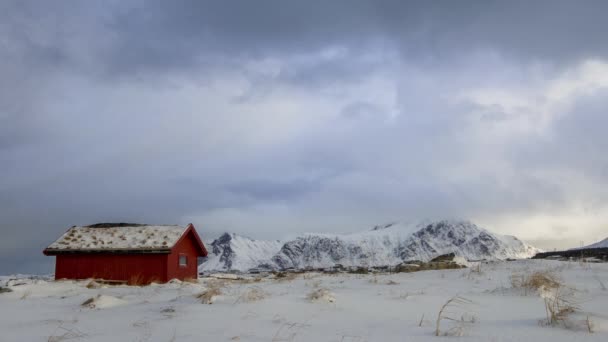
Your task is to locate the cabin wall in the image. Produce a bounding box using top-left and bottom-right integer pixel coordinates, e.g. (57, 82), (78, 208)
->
(55, 253), (168, 284)
(166, 231), (199, 281)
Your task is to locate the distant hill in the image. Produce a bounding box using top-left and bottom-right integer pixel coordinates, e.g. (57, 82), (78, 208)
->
(200, 219), (539, 272)
(571, 237), (608, 250)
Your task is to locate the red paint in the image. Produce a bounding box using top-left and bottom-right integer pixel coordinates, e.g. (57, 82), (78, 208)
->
(45, 224), (208, 284)
(167, 229), (201, 281)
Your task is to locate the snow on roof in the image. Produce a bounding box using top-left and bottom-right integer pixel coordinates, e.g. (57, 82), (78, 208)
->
(45, 224), (188, 252)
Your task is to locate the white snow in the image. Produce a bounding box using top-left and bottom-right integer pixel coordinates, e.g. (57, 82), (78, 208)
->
(82, 294), (128, 309)
(45, 225), (187, 251)
(200, 233), (282, 272)
(2, 260), (607, 341)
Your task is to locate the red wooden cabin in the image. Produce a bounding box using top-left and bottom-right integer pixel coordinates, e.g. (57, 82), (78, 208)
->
(43, 223), (208, 284)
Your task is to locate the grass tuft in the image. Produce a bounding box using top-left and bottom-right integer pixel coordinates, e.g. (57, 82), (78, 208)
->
(435, 295), (475, 336)
(510, 271), (560, 295)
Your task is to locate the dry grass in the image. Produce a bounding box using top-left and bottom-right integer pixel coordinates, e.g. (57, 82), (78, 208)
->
(274, 272), (299, 282)
(435, 295), (475, 336)
(196, 280), (225, 304)
(202, 278), (229, 289)
(585, 315), (594, 333)
(509, 270), (588, 331)
(271, 320), (311, 341)
(510, 271), (561, 295)
(306, 288), (335, 303)
(592, 273), (607, 291)
(81, 297), (96, 307)
(540, 285), (579, 327)
(47, 320), (87, 342)
(196, 287), (222, 304)
(127, 274), (145, 286)
(183, 277), (199, 284)
(85, 280), (101, 289)
(20, 289), (31, 300)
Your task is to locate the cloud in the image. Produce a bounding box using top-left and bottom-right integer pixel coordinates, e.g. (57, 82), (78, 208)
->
(2, 1), (608, 273)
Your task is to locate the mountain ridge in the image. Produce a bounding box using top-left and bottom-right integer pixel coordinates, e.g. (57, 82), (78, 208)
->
(199, 219), (539, 272)
(570, 237), (608, 250)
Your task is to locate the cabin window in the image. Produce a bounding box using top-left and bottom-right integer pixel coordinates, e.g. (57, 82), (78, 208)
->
(179, 255), (188, 267)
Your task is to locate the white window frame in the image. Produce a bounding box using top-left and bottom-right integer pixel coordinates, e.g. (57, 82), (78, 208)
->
(179, 254), (188, 267)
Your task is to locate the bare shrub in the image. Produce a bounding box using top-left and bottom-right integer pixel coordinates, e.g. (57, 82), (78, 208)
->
(435, 295), (475, 336)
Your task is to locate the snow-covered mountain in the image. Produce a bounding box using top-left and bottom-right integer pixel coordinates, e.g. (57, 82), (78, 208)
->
(571, 237), (608, 250)
(200, 233), (282, 272)
(199, 220), (539, 272)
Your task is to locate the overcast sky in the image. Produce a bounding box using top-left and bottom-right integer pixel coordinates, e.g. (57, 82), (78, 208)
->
(2, 0), (608, 274)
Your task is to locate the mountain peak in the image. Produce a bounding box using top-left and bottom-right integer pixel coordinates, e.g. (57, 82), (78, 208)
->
(371, 222), (398, 231)
(201, 219), (538, 272)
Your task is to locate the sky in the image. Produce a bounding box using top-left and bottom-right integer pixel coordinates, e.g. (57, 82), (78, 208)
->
(2, 0), (608, 274)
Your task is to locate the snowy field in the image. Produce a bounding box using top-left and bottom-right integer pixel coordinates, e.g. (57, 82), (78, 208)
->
(1, 260), (608, 341)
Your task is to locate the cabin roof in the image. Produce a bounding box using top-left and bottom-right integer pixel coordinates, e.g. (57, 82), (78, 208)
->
(43, 223), (196, 254)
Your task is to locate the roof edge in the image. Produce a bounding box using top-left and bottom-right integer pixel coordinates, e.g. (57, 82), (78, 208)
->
(43, 248), (172, 255)
(171, 223), (208, 257)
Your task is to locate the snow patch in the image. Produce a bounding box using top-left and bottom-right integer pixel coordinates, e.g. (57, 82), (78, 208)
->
(81, 295), (127, 309)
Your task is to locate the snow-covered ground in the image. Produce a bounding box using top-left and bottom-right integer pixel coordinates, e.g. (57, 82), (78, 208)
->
(1, 260), (608, 341)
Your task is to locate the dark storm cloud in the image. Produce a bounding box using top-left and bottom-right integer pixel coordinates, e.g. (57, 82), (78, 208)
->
(2, 1), (608, 274)
(102, 0), (608, 69)
(6, 1), (608, 79)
